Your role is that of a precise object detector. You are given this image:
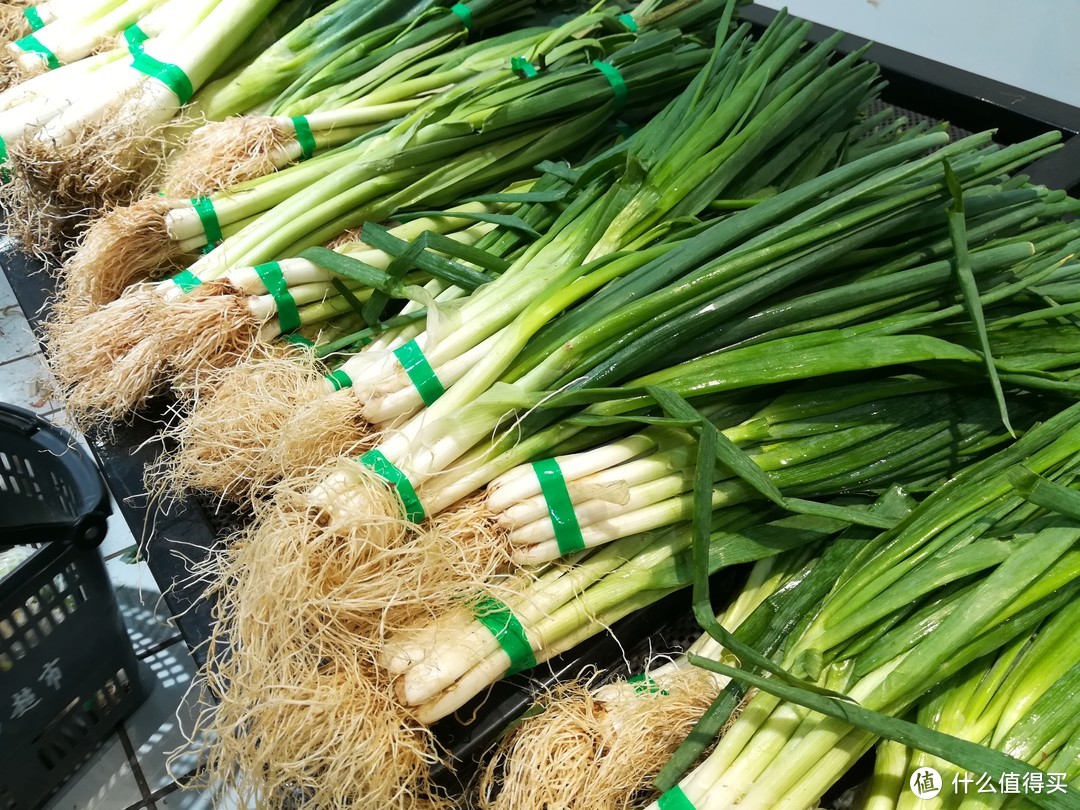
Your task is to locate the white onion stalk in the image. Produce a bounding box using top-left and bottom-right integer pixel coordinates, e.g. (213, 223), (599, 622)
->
(0, 49), (122, 141)
(150, 218), (498, 346)
(475, 557), (794, 810)
(161, 137), (387, 243)
(159, 201), (503, 300)
(6, 0), (165, 69)
(31, 0), (276, 148)
(25, 0), (96, 24)
(382, 505), (857, 725)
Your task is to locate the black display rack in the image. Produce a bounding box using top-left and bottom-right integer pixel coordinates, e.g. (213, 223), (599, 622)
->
(2, 3), (1078, 791)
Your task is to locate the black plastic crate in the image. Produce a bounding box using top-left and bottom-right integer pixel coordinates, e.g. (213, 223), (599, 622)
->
(0, 404), (153, 809)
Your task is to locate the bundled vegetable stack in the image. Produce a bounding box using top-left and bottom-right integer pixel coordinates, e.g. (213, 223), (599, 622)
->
(2, 0), (1078, 807)
(0, 0), (295, 248)
(484, 406), (1080, 808)
(45, 2), (731, 422)
(167, 12), (1080, 810)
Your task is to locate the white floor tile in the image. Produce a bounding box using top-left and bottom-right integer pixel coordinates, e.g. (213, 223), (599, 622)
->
(158, 782), (252, 810)
(0, 352), (59, 413)
(100, 508), (141, 560)
(0, 261), (15, 307)
(116, 586), (180, 656)
(104, 557), (160, 592)
(42, 733), (144, 810)
(0, 293), (40, 365)
(124, 645), (208, 793)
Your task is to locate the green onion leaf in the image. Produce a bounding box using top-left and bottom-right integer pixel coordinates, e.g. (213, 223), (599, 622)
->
(330, 279), (371, 324)
(944, 160), (1013, 435)
(394, 209), (543, 238)
(1008, 466), (1080, 522)
(687, 654), (1080, 810)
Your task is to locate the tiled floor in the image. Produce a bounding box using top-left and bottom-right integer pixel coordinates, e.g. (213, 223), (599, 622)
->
(1, 268), (229, 809)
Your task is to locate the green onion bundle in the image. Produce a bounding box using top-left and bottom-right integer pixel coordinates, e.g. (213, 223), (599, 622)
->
(57, 4), (649, 312)
(149, 183), (567, 502)
(0, 0), (167, 89)
(373, 377), (1055, 725)
(47, 20), (715, 423)
(299, 131), (1066, 529)
(335, 12), (886, 434)
(484, 376), (1028, 565)
(0, 0), (286, 250)
(652, 404), (1080, 809)
(477, 547), (829, 810)
(880, 599), (1080, 810)
(476, 494), (920, 810)
(163, 0), (548, 196)
(156, 8), (907, 504)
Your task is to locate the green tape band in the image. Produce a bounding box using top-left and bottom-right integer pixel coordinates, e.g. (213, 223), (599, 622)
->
(283, 333), (314, 348)
(617, 13), (638, 32)
(124, 25), (149, 54)
(24, 7), (45, 31)
(510, 56), (538, 78)
(472, 594), (537, 676)
(171, 269), (202, 293)
(325, 368), (353, 391)
(291, 116), (316, 161)
(591, 60), (627, 114)
(190, 197), (222, 245)
(532, 458), (585, 555)
(657, 786), (697, 810)
(359, 449), (426, 522)
(614, 120), (635, 139)
(131, 49), (193, 105)
(15, 35), (59, 70)
(392, 340), (444, 407)
(253, 261), (300, 333)
(0, 133), (8, 183)
(449, 2), (472, 30)
(627, 672), (669, 695)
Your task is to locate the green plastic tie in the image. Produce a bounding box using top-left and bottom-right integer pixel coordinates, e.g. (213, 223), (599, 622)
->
(190, 197), (222, 245)
(591, 60), (627, 114)
(0, 134), (8, 184)
(254, 262), (300, 333)
(171, 270), (202, 293)
(472, 594), (537, 676)
(510, 56), (538, 78)
(392, 340), (444, 406)
(291, 116), (316, 161)
(617, 13), (638, 32)
(532, 458), (586, 555)
(124, 25), (149, 54)
(15, 35), (59, 70)
(24, 7), (45, 31)
(449, 2), (472, 31)
(657, 786), (697, 810)
(131, 49), (193, 105)
(325, 368), (353, 391)
(359, 449), (425, 522)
